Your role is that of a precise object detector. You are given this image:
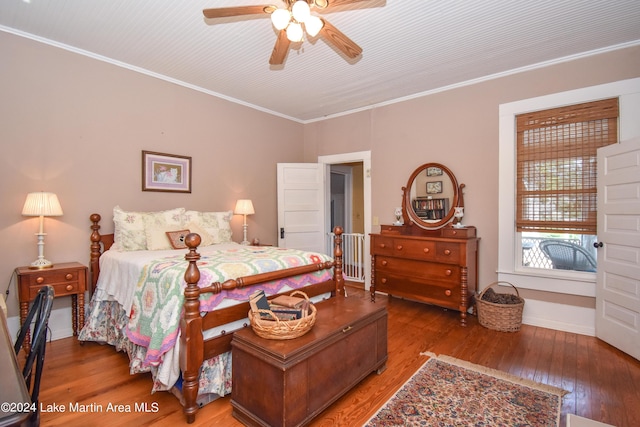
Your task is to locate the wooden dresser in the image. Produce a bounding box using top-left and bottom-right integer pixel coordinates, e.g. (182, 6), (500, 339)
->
(370, 224), (479, 325)
(231, 296), (387, 427)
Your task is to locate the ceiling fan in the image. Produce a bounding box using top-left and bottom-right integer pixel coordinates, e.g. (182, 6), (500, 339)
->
(203, 0), (366, 65)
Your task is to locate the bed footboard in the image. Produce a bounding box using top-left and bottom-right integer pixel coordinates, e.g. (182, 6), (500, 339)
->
(179, 227), (344, 423)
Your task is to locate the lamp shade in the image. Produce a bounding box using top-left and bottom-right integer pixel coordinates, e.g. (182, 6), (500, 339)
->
(22, 192), (63, 217)
(291, 0), (311, 22)
(286, 22), (303, 42)
(234, 199), (255, 215)
(271, 8), (291, 30)
(305, 15), (323, 37)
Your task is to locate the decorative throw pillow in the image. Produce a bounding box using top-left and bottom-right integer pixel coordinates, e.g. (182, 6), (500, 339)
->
(165, 229), (191, 249)
(183, 222), (215, 247)
(143, 208), (186, 250)
(183, 210), (233, 244)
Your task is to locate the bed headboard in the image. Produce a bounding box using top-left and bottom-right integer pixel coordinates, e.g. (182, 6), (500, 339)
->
(89, 213), (114, 293)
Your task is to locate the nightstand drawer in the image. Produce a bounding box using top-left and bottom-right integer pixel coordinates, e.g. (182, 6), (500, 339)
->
(24, 269), (81, 286)
(28, 280), (81, 299)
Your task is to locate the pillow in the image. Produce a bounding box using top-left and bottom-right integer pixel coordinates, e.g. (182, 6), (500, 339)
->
(143, 208), (186, 250)
(182, 210), (233, 244)
(183, 222), (215, 247)
(112, 206), (184, 251)
(165, 229), (191, 249)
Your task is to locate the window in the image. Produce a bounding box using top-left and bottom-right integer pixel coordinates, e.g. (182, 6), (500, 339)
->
(498, 78), (640, 297)
(516, 99), (618, 273)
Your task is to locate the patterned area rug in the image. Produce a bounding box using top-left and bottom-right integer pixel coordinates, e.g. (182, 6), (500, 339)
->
(364, 353), (567, 427)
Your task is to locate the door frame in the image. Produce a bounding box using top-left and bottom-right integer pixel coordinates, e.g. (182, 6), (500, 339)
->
(319, 151), (372, 289)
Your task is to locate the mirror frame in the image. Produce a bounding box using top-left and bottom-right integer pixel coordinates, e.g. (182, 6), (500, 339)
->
(402, 162), (464, 230)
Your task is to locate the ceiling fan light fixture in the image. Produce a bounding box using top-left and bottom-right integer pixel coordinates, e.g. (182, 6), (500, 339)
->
(286, 22), (304, 42)
(271, 8), (291, 30)
(291, 0), (311, 23)
(304, 15), (323, 37)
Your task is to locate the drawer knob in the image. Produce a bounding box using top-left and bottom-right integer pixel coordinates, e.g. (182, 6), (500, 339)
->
(396, 245), (403, 251)
(381, 260), (388, 266)
(444, 249), (451, 255)
(423, 247), (430, 253)
(66, 284), (73, 291)
(445, 289), (452, 296)
(381, 278), (387, 284)
(451, 230), (458, 235)
(65, 273), (73, 280)
(379, 243), (386, 249)
(36, 277), (44, 284)
(445, 269), (452, 276)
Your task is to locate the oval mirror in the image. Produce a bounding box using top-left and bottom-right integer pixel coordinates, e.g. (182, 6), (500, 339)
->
(402, 163), (463, 229)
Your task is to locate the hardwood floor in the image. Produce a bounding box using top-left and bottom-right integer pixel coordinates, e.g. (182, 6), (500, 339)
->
(36, 285), (640, 427)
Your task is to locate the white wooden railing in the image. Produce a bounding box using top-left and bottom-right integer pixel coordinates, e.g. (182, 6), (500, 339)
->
(327, 232), (365, 282)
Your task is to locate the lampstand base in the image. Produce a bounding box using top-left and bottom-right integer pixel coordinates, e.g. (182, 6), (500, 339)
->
(29, 258), (54, 269)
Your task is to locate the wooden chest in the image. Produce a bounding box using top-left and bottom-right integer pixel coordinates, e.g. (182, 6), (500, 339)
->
(370, 230), (479, 326)
(231, 296), (388, 427)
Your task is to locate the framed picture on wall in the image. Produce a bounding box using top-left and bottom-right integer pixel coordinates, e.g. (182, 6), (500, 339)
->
(426, 181), (442, 194)
(142, 150), (192, 193)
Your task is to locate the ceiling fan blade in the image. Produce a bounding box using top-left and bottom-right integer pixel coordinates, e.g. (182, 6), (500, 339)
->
(319, 18), (362, 59)
(319, 0), (370, 9)
(203, 5), (272, 19)
(269, 30), (291, 65)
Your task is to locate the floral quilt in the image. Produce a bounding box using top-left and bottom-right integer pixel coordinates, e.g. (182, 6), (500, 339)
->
(124, 245), (333, 367)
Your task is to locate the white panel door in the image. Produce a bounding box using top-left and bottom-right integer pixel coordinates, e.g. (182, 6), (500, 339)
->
(277, 163), (326, 253)
(596, 138), (640, 361)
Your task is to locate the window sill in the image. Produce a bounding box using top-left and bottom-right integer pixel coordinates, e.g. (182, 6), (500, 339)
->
(497, 268), (596, 297)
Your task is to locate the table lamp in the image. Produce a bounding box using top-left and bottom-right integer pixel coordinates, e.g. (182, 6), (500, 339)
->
(234, 199), (255, 245)
(22, 192), (63, 269)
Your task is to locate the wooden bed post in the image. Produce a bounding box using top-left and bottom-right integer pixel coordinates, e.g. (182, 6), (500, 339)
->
(180, 233), (203, 424)
(89, 213), (102, 294)
(333, 226), (345, 296)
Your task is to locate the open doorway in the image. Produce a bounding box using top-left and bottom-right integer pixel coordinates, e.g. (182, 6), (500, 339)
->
(328, 162), (366, 283)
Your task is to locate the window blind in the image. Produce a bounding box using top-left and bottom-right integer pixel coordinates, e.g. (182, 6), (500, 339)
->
(516, 98), (618, 234)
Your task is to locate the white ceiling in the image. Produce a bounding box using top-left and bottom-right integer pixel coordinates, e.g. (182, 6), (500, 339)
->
(1, 0), (640, 122)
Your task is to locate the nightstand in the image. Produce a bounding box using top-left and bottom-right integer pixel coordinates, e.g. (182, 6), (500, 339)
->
(15, 262), (88, 352)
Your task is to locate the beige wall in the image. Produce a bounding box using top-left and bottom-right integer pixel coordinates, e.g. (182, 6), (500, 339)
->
(0, 32), (303, 318)
(2, 29), (639, 321)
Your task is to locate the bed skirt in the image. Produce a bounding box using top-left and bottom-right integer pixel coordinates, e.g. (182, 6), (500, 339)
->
(78, 299), (232, 400)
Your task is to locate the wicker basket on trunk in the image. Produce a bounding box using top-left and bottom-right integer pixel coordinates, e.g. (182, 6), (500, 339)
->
(248, 291), (316, 340)
(476, 281), (524, 332)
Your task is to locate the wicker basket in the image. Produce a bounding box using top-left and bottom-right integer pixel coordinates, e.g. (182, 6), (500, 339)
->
(248, 291), (316, 340)
(476, 281), (524, 332)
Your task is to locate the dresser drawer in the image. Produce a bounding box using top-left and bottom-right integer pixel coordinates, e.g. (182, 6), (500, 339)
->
(375, 257), (460, 283)
(434, 241), (462, 263)
(374, 273), (460, 309)
(442, 226), (477, 238)
(393, 239), (436, 260)
(370, 235), (395, 256)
